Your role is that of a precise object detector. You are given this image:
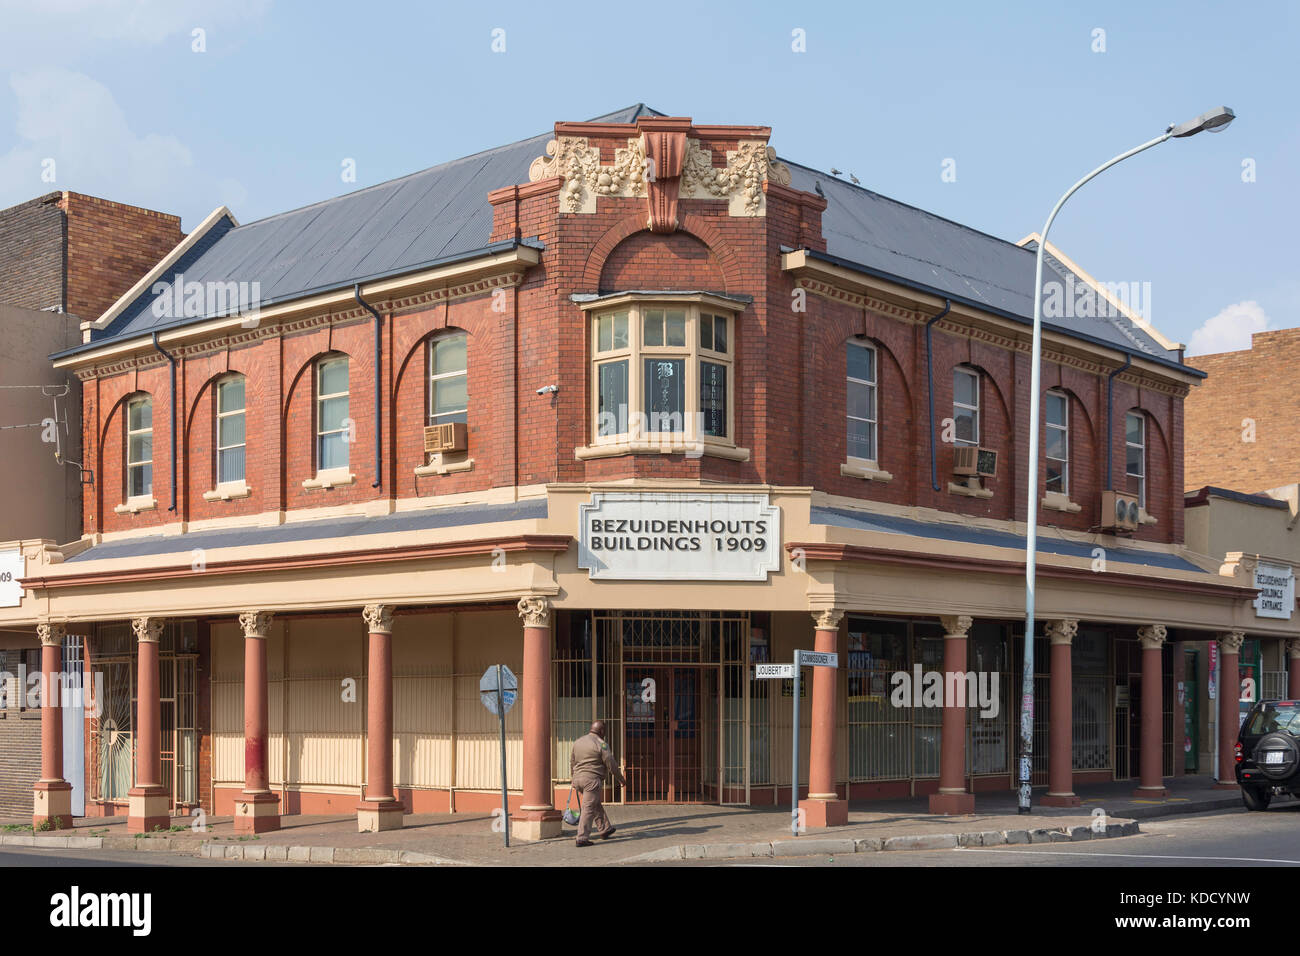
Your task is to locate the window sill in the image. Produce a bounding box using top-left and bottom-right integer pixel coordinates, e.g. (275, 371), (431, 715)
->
(301, 469), (355, 490)
(575, 440), (751, 462)
(415, 455), (475, 477)
(203, 480), (252, 502)
(840, 461), (893, 482)
(947, 480), (993, 499)
(114, 496), (157, 515)
(1041, 492), (1081, 514)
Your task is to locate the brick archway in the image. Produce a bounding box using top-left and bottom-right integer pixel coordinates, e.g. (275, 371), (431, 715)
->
(581, 211), (743, 292)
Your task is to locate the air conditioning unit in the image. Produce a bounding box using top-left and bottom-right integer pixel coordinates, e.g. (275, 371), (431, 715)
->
(953, 445), (998, 478)
(1101, 490), (1141, 532)
(424, 422), (467, 454)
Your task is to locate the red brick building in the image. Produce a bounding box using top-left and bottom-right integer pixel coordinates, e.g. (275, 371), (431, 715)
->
(4, 106), (1271, 836)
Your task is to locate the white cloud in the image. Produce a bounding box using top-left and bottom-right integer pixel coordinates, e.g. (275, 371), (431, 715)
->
(0, 0), (269, 53)
(1186, 301), (1271, 356)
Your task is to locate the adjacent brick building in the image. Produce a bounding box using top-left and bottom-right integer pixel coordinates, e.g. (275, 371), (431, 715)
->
(3, 106), (1267, 835)
(1184, 327), (1300, 494)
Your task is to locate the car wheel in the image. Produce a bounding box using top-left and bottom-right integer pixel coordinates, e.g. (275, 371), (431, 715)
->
(1242, 785), (1272, 811)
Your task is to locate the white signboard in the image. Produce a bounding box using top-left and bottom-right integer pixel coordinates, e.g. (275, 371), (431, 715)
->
(797, 650), (839, 668)
(755, 664), (795, 679)
(0, 549), (23, 608)
(578, 491), (781, 581)
(1253, 562), (1295, 619)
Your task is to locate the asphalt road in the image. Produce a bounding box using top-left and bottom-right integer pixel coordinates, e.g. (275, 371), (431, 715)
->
(686, 803), (1300, 866)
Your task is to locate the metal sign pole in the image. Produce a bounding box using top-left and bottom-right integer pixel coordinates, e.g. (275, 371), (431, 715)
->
(791, 651), (801, 837)
(497, 663), (509, 848)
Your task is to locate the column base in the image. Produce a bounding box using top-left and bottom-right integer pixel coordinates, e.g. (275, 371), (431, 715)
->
(33, 780), (74, 829)
(928, 790), (975, 815)
(1040, 791), (1082, 807)
(234, 791), (281, 833)
(357, 798), (404, 832)
(1214, 780), (1240, 790)
(1131, 785), (1171, 798)
(797, 797), (849, 828)
(511, 808), (563, 842)
(128, 786), (171, 833)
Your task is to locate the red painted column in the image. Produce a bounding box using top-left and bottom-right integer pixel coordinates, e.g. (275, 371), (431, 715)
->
(33, 622), (73, 829)
(800, 609), (847, 827)
(1288, 640), (1300, 700)
(358, 604), (403, 832)
(513, 596), (561, 841)
(1041, 619), (1081, 807)
(129, 617), (169, 832)
(235, 611), (280, 832)
(1217, 630), (1244, 787)
(930, 615), (975, 815)
(1133, 625), (1170, 797)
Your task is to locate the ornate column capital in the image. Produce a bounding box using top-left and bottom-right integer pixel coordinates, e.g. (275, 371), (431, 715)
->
(132, 617), (164, 644)
(1046, 619), (1079, 646)
(1287, 639), (1300, 660)
(811, 609), (844, 631)
(37, 622), (66, 646)
(239, 611), (273, 640)
(939, 615), (974, 638)
(516, 596), (551, 629)
(1136, 624), (1167, 651)
(1217, 629), (1246, 655)
(362, 605), (394, 635)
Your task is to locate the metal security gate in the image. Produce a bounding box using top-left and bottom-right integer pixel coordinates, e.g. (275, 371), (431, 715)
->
(553, 611), (748, 805)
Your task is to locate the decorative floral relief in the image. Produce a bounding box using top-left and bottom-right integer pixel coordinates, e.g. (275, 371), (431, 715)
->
(528, 136), (646, 213)
(680, 139), (792, 216)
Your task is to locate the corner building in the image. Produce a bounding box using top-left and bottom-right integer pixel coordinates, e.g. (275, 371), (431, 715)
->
(6, 106), (1267, 835)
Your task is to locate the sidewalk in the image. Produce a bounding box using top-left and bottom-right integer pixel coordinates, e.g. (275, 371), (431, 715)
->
(0, 775), (1248, 866)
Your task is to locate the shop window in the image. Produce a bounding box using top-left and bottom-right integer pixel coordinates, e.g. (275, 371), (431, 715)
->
(125, 394), (153, 498)
(585, 299), (737, 455)
(215, 375), (246, 485)
(953, 367), (979, 446)
(846, 340), (878, 464)
(316, 355), (350, 471)
(1125, 410), (1145, 509)
(1045, 389), (1068, 495)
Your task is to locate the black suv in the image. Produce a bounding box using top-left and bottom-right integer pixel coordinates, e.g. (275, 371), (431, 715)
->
(1236, 699), (1300, 810)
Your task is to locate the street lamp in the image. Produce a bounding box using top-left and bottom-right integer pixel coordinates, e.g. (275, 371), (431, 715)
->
(1017, 106), (1235, 814)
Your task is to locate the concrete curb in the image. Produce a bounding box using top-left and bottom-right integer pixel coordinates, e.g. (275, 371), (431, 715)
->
(196, 842), (463, 865)
(618, 820), (1141, 863)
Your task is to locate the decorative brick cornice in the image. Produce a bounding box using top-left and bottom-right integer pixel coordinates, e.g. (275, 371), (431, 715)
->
(793, 277), (922, 323)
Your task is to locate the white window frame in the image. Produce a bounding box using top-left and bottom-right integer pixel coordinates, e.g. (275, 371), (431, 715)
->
(584, 298), (737, 455)
(125, 394), (153, 499)
(846, 340), (878, 466)
(316, 355), (350, 473)
(1045, 389), (1068, 496)
(215, 375), (246, 486)
(953, 367), (980, 447)
(1126, 410), (1146, 509)
(428, 331), (468, 429)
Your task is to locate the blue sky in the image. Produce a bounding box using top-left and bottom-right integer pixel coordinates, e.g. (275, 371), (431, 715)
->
(0, 0), (1294, 355)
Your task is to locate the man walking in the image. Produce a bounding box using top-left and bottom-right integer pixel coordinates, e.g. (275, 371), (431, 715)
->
(569, 720), (625, 847)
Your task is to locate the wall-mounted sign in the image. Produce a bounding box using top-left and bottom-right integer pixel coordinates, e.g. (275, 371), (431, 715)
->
(578, 491), (781, 581)
(1253, 562), (1295, 619)
(0, 549), (23, 608)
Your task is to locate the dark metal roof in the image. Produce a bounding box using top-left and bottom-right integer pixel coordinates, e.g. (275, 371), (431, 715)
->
(66, 498), (550, 563)
(1183, 486), (1290, 509)
(810, 506), (1208, 574)
(68, 103), (1189, 377)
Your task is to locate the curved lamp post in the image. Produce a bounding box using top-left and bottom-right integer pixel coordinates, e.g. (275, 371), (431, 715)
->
(1018, 106), (1235, 814)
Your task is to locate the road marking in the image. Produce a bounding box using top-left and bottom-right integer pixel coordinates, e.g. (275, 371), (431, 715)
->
(959, 847), (1300, 864)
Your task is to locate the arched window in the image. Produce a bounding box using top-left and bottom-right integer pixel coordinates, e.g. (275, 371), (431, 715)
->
(429, 332), (467, 427)
(1125, 411), (1146, 509)
(316, 354), (350, 470)
(953, 367), (980, 447)
(846, 340), (878, 464)
(215, 374), (246, 485)
(1045, 389), (1069, 495)
(125, 394), (153, 498)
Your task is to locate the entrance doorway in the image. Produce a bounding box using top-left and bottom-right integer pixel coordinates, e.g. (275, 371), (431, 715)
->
(623, 665), (719, 802)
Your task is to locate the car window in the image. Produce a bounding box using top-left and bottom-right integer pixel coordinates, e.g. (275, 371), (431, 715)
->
(1245, 703), (1300, 736)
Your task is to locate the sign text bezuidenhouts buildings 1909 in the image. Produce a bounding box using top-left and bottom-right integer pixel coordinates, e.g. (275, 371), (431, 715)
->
(577, 492), (781, 581)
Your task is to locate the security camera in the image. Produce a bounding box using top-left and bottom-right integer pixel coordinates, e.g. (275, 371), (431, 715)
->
(537, 384), (559, 395)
